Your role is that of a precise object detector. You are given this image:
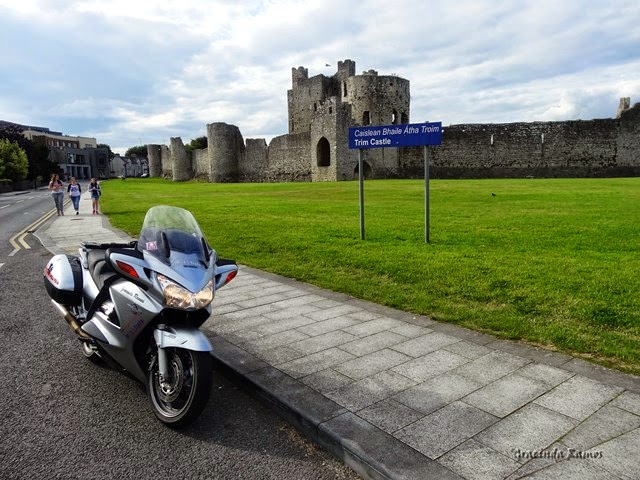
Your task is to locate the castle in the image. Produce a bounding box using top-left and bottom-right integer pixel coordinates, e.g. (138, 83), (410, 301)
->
(146, 59), (640, 182)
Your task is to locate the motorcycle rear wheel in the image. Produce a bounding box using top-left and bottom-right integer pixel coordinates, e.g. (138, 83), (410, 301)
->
(146, 348), (213, 428)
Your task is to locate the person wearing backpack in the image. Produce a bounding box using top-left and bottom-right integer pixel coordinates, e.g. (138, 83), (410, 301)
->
(67, 177), (82, 215)
(88, 178), (101, 214)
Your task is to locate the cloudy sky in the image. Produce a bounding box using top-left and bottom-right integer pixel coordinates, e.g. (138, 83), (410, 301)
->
(1, 0), (639, 154)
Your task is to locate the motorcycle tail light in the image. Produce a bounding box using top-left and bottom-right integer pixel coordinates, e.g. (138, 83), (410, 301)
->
(157, 274), (214, 309)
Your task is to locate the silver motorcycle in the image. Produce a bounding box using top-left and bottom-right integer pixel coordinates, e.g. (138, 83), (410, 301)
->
(43, 205), (238, 427)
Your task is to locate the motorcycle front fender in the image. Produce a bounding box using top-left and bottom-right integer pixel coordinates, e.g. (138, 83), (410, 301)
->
(153, 325), (213, 352)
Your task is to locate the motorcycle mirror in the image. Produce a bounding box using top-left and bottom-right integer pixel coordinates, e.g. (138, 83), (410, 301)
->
(160, 231), (170, 258)
(201, 238), (210, 265)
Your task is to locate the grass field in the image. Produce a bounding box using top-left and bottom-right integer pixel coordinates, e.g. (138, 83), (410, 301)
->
(100, 177), (640, 375)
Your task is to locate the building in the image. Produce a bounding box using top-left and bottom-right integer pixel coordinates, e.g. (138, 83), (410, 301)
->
(1, 120), (110, 180)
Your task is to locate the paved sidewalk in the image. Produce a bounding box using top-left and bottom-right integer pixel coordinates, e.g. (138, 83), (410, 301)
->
(35, 192), (640, 480)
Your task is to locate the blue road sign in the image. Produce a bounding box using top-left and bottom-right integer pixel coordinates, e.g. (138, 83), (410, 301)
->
(349, 122), (442, 149)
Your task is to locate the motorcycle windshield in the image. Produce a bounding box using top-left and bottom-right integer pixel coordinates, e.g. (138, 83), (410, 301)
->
(137, 205), (209, 266)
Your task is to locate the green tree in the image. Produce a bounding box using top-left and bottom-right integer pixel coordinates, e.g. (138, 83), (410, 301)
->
(125, 145), (147, 157)
(0, 139), (29, 181)
(0, 123), (54, 181)
(97, 143), (115, 159)
(185, 136), (207, 152)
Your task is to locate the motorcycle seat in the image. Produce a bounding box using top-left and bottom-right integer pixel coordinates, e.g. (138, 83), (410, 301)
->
(87, 249), (117, 290)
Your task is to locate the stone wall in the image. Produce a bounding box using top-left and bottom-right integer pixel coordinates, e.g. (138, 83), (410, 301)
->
(192, 148), (209, 179)
(398, 105), (640, 178)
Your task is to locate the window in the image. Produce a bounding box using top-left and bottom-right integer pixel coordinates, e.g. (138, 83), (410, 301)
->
(316, 137), (330, 167)
(363, 111), (370, 125)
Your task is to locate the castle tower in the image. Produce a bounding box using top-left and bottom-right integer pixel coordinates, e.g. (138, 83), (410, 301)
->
(170, 137), (191, 181)
(617, 97), (631, 119)
(147, 144), (162, 177)
(343, 70), (410, 127)
(207, 122), (243, 182)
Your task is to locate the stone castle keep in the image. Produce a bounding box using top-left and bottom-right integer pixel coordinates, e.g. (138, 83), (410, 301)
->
(146, 59), (640, 182)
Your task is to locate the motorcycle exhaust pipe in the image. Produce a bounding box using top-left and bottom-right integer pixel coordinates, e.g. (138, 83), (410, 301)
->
(51, 300), (91, 340)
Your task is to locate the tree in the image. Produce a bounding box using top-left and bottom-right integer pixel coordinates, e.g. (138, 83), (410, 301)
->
(97, 143), (115, 160)
(185, 136), (207, 152)
(0, 123), (53, 181)
(0, 139), (29, 181)
(125, 145), (147, 157)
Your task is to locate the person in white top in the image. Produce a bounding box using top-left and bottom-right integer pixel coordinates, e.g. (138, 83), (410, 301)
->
(48, 173), (64, 215)
(67, 177), (82, 215)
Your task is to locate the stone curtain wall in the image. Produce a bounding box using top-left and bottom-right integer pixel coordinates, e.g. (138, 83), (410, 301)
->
(261, 132), (312, 182)
(192, 149), (209, 179)
(617, 104), (640, 167)
(398, 108), (640, 178)
(160, 145), (172, 178)
(242, 139), (269, 182)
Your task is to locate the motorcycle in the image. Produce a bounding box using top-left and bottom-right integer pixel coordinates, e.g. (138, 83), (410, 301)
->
(43, 205), (238, 427)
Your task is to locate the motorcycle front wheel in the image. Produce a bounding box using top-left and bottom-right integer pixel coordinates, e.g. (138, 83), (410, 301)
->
(146, 348), (213, 428)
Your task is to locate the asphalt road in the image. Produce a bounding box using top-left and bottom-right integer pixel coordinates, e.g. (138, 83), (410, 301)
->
(0, 241), (360, 480)
(0, 189), (56, 259)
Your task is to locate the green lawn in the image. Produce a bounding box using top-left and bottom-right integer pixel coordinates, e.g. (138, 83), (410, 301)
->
(100, 177), (640, 375)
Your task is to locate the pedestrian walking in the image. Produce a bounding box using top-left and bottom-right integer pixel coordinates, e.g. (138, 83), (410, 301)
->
(88, 177), (101, 214)
(48, 173), (64, 215)
(67, 177), (82, 215)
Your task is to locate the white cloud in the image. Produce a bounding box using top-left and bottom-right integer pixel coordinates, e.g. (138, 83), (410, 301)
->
(1, 0), (639, 153)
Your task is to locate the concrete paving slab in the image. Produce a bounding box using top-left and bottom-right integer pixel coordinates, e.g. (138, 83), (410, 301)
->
(389, 323), (433, 338)
(334, 349), (412, 381)
(390, 332), (462, 357)
(393, 372), (483, 415)
(301, 368), (355, 394)
(610, 390), (640, 415)
(453, 350), (531, 385)
(443, 340), (493, 359)
(475, 403), (579, 460)
(277, 347), (356, 379)
(519, 459), (621, 480)
(325, 371), (417, 412)
(437, 439), (521, 480)
(463, 373), (551, 418)
(515, 362), (575, 388)
(342, 317), (408, 338)
(395, 401), (498, 459)
(391, 349), (470, 383)
(339, 331), (408, 357)
(561, 405), (640, 451)
(591, 427), (640, 480)
(534, 375), (624, 421)
(290, 330), (359, 355)
(296, 315), (362, 337)
(357, 399), (424, 434)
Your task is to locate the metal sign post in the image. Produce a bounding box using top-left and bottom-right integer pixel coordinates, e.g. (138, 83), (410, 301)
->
(348, 122), (442, 241)
(358, 149), (365, 240)
(424, 146), (430, 243)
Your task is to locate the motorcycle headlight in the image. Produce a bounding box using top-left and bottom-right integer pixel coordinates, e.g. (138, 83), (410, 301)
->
(157, 274), (214, 309)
